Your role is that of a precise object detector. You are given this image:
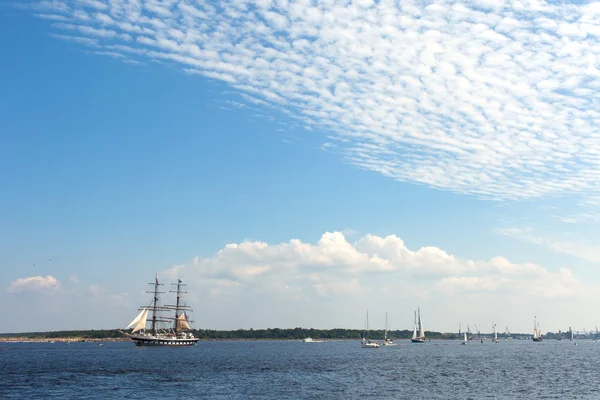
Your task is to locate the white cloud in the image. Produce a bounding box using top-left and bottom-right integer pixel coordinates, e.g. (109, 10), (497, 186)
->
(26, 0), (600, 207)
(154, 231), (600, 331)
(162, 231), (591, 303)
(7, 275), (60, 294)
(496, 227), (600, 263)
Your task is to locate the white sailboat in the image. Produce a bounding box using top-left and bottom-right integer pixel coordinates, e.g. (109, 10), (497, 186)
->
(411, 307), (426, 343)
(493, 322), (499, 343)
(462, 331), (468, 345)
(532, 316), (542, 342)
(505, 326), (511, 341)
(383, 312), (396, 346)
(361, 310), (380, 348)
(467, 325), (472, 342)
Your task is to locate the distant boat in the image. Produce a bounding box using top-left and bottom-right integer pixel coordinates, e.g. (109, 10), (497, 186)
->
(505, 326), (511, 341)
(411, 307), (426, 343)
(532, 316), (543, 342)
(119, 277), (198, 346)
(493, 322), (499, 343)
(462, 332), (468, 345)
(467, 325), (472, 342)
(303, 337), (326, 343)
(383, 312), (396, 346)
(361, 310), (379, 348)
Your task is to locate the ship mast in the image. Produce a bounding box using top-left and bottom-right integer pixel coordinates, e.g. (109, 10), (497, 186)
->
(146, 275), (164, 335)
(171, 279), (186, 333)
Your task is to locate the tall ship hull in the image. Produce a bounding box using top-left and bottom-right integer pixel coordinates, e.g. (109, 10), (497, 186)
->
(129, 334), (198, 346)
(121, 276), (198, 347)
(411, 338), (426, 343)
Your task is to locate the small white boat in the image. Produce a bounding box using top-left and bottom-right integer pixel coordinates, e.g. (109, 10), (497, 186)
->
(462, 332), (468, 345)
(303, 337), (326, 343)
(383, 312), (397, 346)
(361, 310), (380, 348)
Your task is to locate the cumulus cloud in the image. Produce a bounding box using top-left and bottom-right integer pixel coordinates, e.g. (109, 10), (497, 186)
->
(162, 231), (590, 302)
(26, 0), (600, 205)
(7, 275), (60, 294)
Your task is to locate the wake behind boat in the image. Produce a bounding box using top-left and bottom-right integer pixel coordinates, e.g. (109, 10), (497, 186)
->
(120, 276), (198, 346)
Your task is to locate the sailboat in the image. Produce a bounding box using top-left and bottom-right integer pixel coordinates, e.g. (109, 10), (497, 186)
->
(570, 327), (577, 345)
(532, 316), (543, 342)
(411, 307), (426, 343)
(505, 326), (511, 341)
(120, 276), (198, 346)
(361, 310), (380, 348)
(462, 332), (468, 345)
(493, 322), (499, 343)
(467, 325), (472, 342)
(383, 312), (396, 346)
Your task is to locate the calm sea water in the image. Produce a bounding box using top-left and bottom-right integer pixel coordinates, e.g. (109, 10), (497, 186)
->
(2, 339), (600, 399)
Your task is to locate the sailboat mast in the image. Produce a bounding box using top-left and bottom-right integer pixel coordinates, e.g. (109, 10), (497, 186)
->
(170, 279), (186, 333)
(385, 312), (388, 340)
(147, 276), (164, 335)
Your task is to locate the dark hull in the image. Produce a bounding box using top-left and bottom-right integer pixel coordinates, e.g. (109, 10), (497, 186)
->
(532, 337), (543, 342)
(131, 337), (198, 346)
(411, 338), (427, 343)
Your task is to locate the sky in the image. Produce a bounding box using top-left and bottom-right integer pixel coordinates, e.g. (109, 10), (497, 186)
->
(1, 0), (600, 335)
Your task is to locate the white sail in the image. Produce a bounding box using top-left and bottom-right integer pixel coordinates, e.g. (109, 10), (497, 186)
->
(176, 313), (192, 331)
(464, 332), (468, 342)
(385, 312), (388, 340)
(132, 309), (149, 333)
(412, 311), (418, 339)
(126, 308), (148, 330)
(419, 310), (424, 336)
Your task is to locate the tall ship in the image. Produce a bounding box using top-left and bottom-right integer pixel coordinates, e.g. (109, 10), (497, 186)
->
(411, 307), (426, 343)
(532, 316), (543, 342)
(120, 276), (198, 346)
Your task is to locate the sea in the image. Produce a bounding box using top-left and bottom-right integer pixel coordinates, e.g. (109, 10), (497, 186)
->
(2, 339), (600, 399)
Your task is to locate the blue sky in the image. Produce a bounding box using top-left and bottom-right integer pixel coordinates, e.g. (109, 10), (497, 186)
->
(2, 0), (600, 334)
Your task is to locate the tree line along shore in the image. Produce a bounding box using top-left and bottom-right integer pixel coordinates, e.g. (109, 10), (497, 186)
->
(0, 328), (535, 342)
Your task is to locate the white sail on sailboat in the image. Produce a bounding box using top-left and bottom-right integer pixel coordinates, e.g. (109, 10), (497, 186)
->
(532, 316), (542, 342)
(493, 322), (498, 343)
(462, 331), (468, 345)
(505, 326), (511, 341)
(411, 307), (426, 343)
(361, 310), (379, 348)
